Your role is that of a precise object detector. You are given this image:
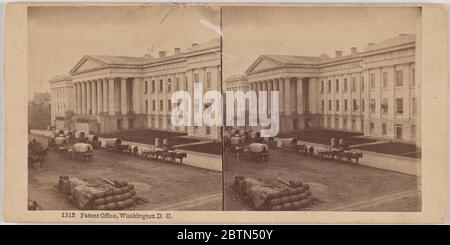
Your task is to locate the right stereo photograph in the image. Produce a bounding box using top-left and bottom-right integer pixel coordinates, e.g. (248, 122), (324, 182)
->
(222, 6), (422, 212)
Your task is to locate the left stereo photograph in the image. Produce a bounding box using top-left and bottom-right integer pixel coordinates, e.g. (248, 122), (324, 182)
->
(27, 5), (223, 211)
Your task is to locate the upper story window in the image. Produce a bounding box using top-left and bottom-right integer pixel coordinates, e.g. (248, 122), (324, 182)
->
(352, 77), (356, 92)
(382, 72), (388, 88)
(328, 80), (331, 93)
(382, 98), (388, 114)
(144, 81), (148, 94)
(167, 79), (172, 92)
(175, 77), (180, 91)
(370, 99), (376, 113)
(335, 79), (339, 92)
(361, 76), (365, 91)
(194, 73), (199, 83)
(152, 80), (155, 93)
(335, 100), (340, 111)
(320, 81), (324, 93)
(206, 72), (212, 88)
(395, 70), (403, 87)
(370, 73), (376, 89)
(412, 68), (416, 86)
(344, 78), (348, 92)
(159, 80), (163, 92)
(396, 98), (404, 114)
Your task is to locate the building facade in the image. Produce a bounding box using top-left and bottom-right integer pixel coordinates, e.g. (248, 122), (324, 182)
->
(244, 34), (420, 144)
(49, 75), (75, 130)
(49, 39), (221, 139)
(224, 74), (249, 92)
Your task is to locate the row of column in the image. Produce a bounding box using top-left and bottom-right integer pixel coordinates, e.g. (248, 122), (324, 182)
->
(249, 77), (305, 115)
(73, 77), (143, 116)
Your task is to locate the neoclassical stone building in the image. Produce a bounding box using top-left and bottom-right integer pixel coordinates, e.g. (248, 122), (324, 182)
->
(245, 34), (420, 144)
(49, 75), (74, 130)
(49, 39), (221, 139)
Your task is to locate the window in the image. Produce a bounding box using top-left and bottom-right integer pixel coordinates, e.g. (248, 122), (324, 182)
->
(336, 79), (339, 92)
(412, 68), (416, 86)
(370, 122), (374, 134)
(176, 78), (180, 91)
(321, 100), (324, 112)
(206, 72), (212, 88)
(151, 118), (155, 127)
(351, 119), (356, 131)
(382, 123), (387, 135)
(327, 117), (331, 128)
(396, 98), (404, 114)
(159, 80), (163, 92)
(152, 100), (155, 111)
(328, 100), (332, 111)
(144, 81), (148, 94)
(160, 100), (163, 111)
(168, 99), (171, 111)
(145, 100), (148, 112)
(344, 78), (348, 92)
(328, 80), (331, 93)
(395, 70), (403, 87)
(194, 73), (199, 83)
(167, 118), (171, 127)
(343, 118), (347, 130)
(382, 98), (388, 114)
(185, 76), (188, 90)
(344, 100), (348, 111)
(352, 99), (358, 111)
(383, 72), (388, 88)
(352, 77), (356, 92)
(361, 76), (365, 91)
(335, 118), (339, 129)
(411, 125), (417, 138)
(152, 80), (155, 93)
(159, 118), (163, 128)
(206, 126), (211, 135)
(362, 99), (365, 112)
(370, 73), (375, 88)
(167, 79), (172, 92)
(370, 99), (376, 113)
(394, 124), (403, 139)
(412, 97), (418, 116)
(335, 100), (339, 111)
(320, 81), (324, 93)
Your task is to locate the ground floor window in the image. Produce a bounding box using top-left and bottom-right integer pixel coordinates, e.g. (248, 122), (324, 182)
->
(327, 117), (331, 128)
(394, 124), (403, 140)
(334, 118), (339, 129)
(293, 119), (299, 130)
(129, 119), (135, 129)
(343, 118), (347, 130)
(206, 126), (210, 135)
(159, 118), (163, 128)
(369, 122), (374, 134)
(382, 123), (387, 135)
(351, 119), (356, 131)
(117, 119), (123, 130)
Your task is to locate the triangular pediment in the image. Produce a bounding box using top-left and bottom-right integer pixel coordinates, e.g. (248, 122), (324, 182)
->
(70, 56), (107, 74)
(245, 55), (282, 74)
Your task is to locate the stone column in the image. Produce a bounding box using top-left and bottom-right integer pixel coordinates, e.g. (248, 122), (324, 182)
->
(297, 77), (303, 114)
(103, 79), (109, 114)
(97, 79), (103, 115)
(278, 79), (285, 113)
(133, 77), (142, 114)
(121, 77), (127, 115)
(74, 83), (78, 114)
(92, 80), (97, 115)
(81, 82), (87, 114)
(284, 77), (291, 115)
(87, 81), (92, 115)
(108, 78), (115, 116)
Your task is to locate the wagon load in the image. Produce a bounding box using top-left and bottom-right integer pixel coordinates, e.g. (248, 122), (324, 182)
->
(233, 176), (314, 211)
(248, 143), (268, 153)
(105, 138), (131, 153)
(58, 177), (139, 210)
(73, 143), (93, 153)
(54, 136), (67, 145)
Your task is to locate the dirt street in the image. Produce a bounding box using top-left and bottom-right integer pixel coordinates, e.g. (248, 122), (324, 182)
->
(28, 134), (222, 211)
(223, 148), (421, 211)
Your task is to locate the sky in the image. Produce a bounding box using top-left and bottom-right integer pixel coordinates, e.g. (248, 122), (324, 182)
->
(28, 5), (220, 99)
(222, 6), (420, 78)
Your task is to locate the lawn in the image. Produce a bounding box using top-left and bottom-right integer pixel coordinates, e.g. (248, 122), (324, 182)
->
(277, 129), (376, 146)
(98, 129), (200, 146)
(354, 143), (421, 159)
(177, 143), (223, 156)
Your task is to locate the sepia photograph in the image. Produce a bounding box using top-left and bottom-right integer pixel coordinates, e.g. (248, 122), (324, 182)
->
(2, 3), (448, 224)
(222, 6), (422, 211)
(27, 5), (223, 211)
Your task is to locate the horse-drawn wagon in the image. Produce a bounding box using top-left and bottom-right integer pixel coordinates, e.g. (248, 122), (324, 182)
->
(243, 143), (270, 162)
(66, 143), (94, 161)
(87, 135), (101, 148)
(105, 138), (131, 153)
(141, 148), (187, 163)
